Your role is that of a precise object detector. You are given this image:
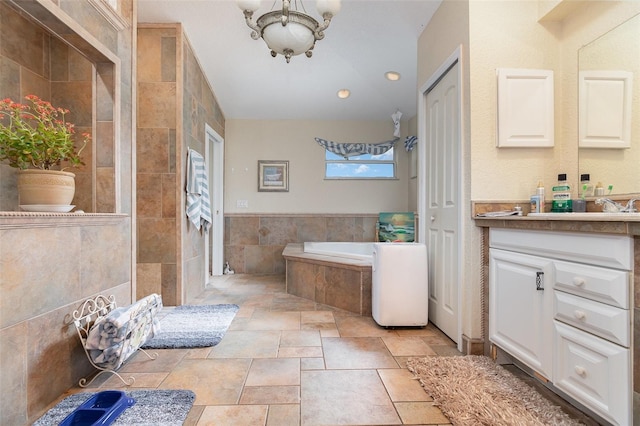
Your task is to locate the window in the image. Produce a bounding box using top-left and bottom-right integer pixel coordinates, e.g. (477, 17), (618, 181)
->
(325, 148), (396, 179)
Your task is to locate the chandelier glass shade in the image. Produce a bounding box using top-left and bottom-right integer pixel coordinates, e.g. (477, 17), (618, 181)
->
(237, 0), (341, 63)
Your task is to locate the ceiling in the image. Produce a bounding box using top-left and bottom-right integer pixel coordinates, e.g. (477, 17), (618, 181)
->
(137, 0), (442, 122)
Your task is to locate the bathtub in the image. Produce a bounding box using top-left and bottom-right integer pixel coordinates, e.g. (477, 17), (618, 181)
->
(283, 243), (373, 315)
(302, 242), (374, 262)
(284, 242), (428, 320)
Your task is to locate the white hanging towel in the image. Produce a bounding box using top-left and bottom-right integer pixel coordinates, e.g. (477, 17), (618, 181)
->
(186, 148), (212, 231)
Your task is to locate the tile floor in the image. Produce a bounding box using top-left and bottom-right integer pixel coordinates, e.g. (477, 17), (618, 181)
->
(68, 274), (595, 425)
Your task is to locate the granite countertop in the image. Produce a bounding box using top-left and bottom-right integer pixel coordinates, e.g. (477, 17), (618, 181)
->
(473, 212), (640, 236)
(475, 212), (640, 222)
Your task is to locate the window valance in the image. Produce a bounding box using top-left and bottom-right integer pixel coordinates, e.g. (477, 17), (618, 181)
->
(314, 110), (417, 159)
(314, 137), (399, 159)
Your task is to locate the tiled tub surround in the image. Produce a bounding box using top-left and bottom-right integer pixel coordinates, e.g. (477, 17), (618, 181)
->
(224, 214), (380, 275)
(283, 243), (373, 316)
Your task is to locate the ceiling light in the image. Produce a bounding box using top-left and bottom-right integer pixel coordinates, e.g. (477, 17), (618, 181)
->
(385, 71), (401, 81)
(337, 89), (350, 99)
(237, 0), (341, 63)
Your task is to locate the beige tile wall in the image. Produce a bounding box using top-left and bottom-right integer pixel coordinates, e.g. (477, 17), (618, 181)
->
(0, 215), (133, 425)
(136, 27), (179, 304)
(0, 0), (134, 424)
(224, 214), (379, 274)
(136, 25), (225, 306)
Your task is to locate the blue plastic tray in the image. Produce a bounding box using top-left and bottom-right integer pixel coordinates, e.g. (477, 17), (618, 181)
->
(59, 391), (135, 426)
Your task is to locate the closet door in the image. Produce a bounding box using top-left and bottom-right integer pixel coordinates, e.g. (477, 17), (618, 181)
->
(424, 60), (461, 342)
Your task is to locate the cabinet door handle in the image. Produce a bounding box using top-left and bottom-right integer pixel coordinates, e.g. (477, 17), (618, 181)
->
(536, 271), (544, 291)
(572, 277), (586, 287)
(574, 310), (586, 320)
(574, 366), (587, 377)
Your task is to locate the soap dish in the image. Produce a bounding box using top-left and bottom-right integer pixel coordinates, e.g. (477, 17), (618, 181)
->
(59, 391), (135, 426)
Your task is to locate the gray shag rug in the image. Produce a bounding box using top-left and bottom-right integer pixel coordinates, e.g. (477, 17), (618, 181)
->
(142, 304), (239, 349)
(33, 389), (195, 425)
(407, 356), (584, 426)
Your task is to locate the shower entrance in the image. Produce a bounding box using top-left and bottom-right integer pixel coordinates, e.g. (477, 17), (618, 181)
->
(205, 124), (225, 279)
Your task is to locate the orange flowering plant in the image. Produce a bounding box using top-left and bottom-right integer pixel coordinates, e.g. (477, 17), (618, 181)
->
(0, 95), (89, 170)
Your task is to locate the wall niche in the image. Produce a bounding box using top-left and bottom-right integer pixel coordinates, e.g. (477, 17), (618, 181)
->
(0, 1), (118, 213)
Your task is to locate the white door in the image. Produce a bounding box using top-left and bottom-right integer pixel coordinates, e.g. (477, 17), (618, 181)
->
(205, 124), (224, 278)
(420, 59), (460, 342)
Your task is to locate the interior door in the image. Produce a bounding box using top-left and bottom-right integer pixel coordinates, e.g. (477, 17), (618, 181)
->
(424, 61), (460, 342)
(205, 124), (224, 278)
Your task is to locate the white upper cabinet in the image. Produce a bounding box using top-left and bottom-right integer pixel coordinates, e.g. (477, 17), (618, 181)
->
(496, 68), (554, 148)
(579, 70), (633, 149)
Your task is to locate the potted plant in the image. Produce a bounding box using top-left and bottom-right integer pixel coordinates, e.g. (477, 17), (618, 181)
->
(0, 95), (89, 209)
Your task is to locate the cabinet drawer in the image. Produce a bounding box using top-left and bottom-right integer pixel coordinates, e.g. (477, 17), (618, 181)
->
(554, 321), (631, 426)
(554, 260), (629, 309)
(554, 291), (629, 347)
(490, 229), (632, 270)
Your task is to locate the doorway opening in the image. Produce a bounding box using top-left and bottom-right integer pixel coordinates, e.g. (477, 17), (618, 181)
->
(204, 124), (224, 280)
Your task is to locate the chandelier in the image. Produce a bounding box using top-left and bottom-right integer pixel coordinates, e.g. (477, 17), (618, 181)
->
(236, 0), (341, 63)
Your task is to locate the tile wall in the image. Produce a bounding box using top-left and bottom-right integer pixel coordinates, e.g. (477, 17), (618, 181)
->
(0, 3), (116, 213)
(0, 1), (134, 424)
(136, 26), (179, 305)
(136, 25), (225, 306)
(224, 214), (379, 274)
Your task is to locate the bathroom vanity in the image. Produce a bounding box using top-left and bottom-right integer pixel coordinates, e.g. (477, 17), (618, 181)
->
(476, 214), (640, 425)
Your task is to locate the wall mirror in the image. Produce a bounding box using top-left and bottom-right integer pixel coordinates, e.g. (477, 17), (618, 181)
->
(578, 13), (640, 195)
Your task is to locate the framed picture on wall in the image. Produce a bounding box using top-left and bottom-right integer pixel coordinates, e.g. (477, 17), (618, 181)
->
(258, 160), (289, 192)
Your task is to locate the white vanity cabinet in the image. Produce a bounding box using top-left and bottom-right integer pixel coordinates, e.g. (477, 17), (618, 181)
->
(489, 228), (633, 425)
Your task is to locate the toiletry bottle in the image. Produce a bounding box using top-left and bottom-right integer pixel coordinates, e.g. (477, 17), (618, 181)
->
(594, 182), (604, 196)
(530, 195), (540, 214)
(536, 181), (545, 212)
(580, 174), (594, 198)
(551, 173), (572, 212)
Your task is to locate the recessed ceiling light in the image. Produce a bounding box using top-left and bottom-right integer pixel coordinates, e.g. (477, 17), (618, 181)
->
(337, 89), (350, 99)
(385, 71), (401, 81)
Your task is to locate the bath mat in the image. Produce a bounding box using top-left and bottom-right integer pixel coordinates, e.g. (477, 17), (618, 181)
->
(407, 356), (584, 426)
(33, 389), (195, 425)
(142, 304), (239, 349)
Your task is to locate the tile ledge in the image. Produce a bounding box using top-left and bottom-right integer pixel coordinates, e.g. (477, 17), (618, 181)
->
(0, 212), (129, 229)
